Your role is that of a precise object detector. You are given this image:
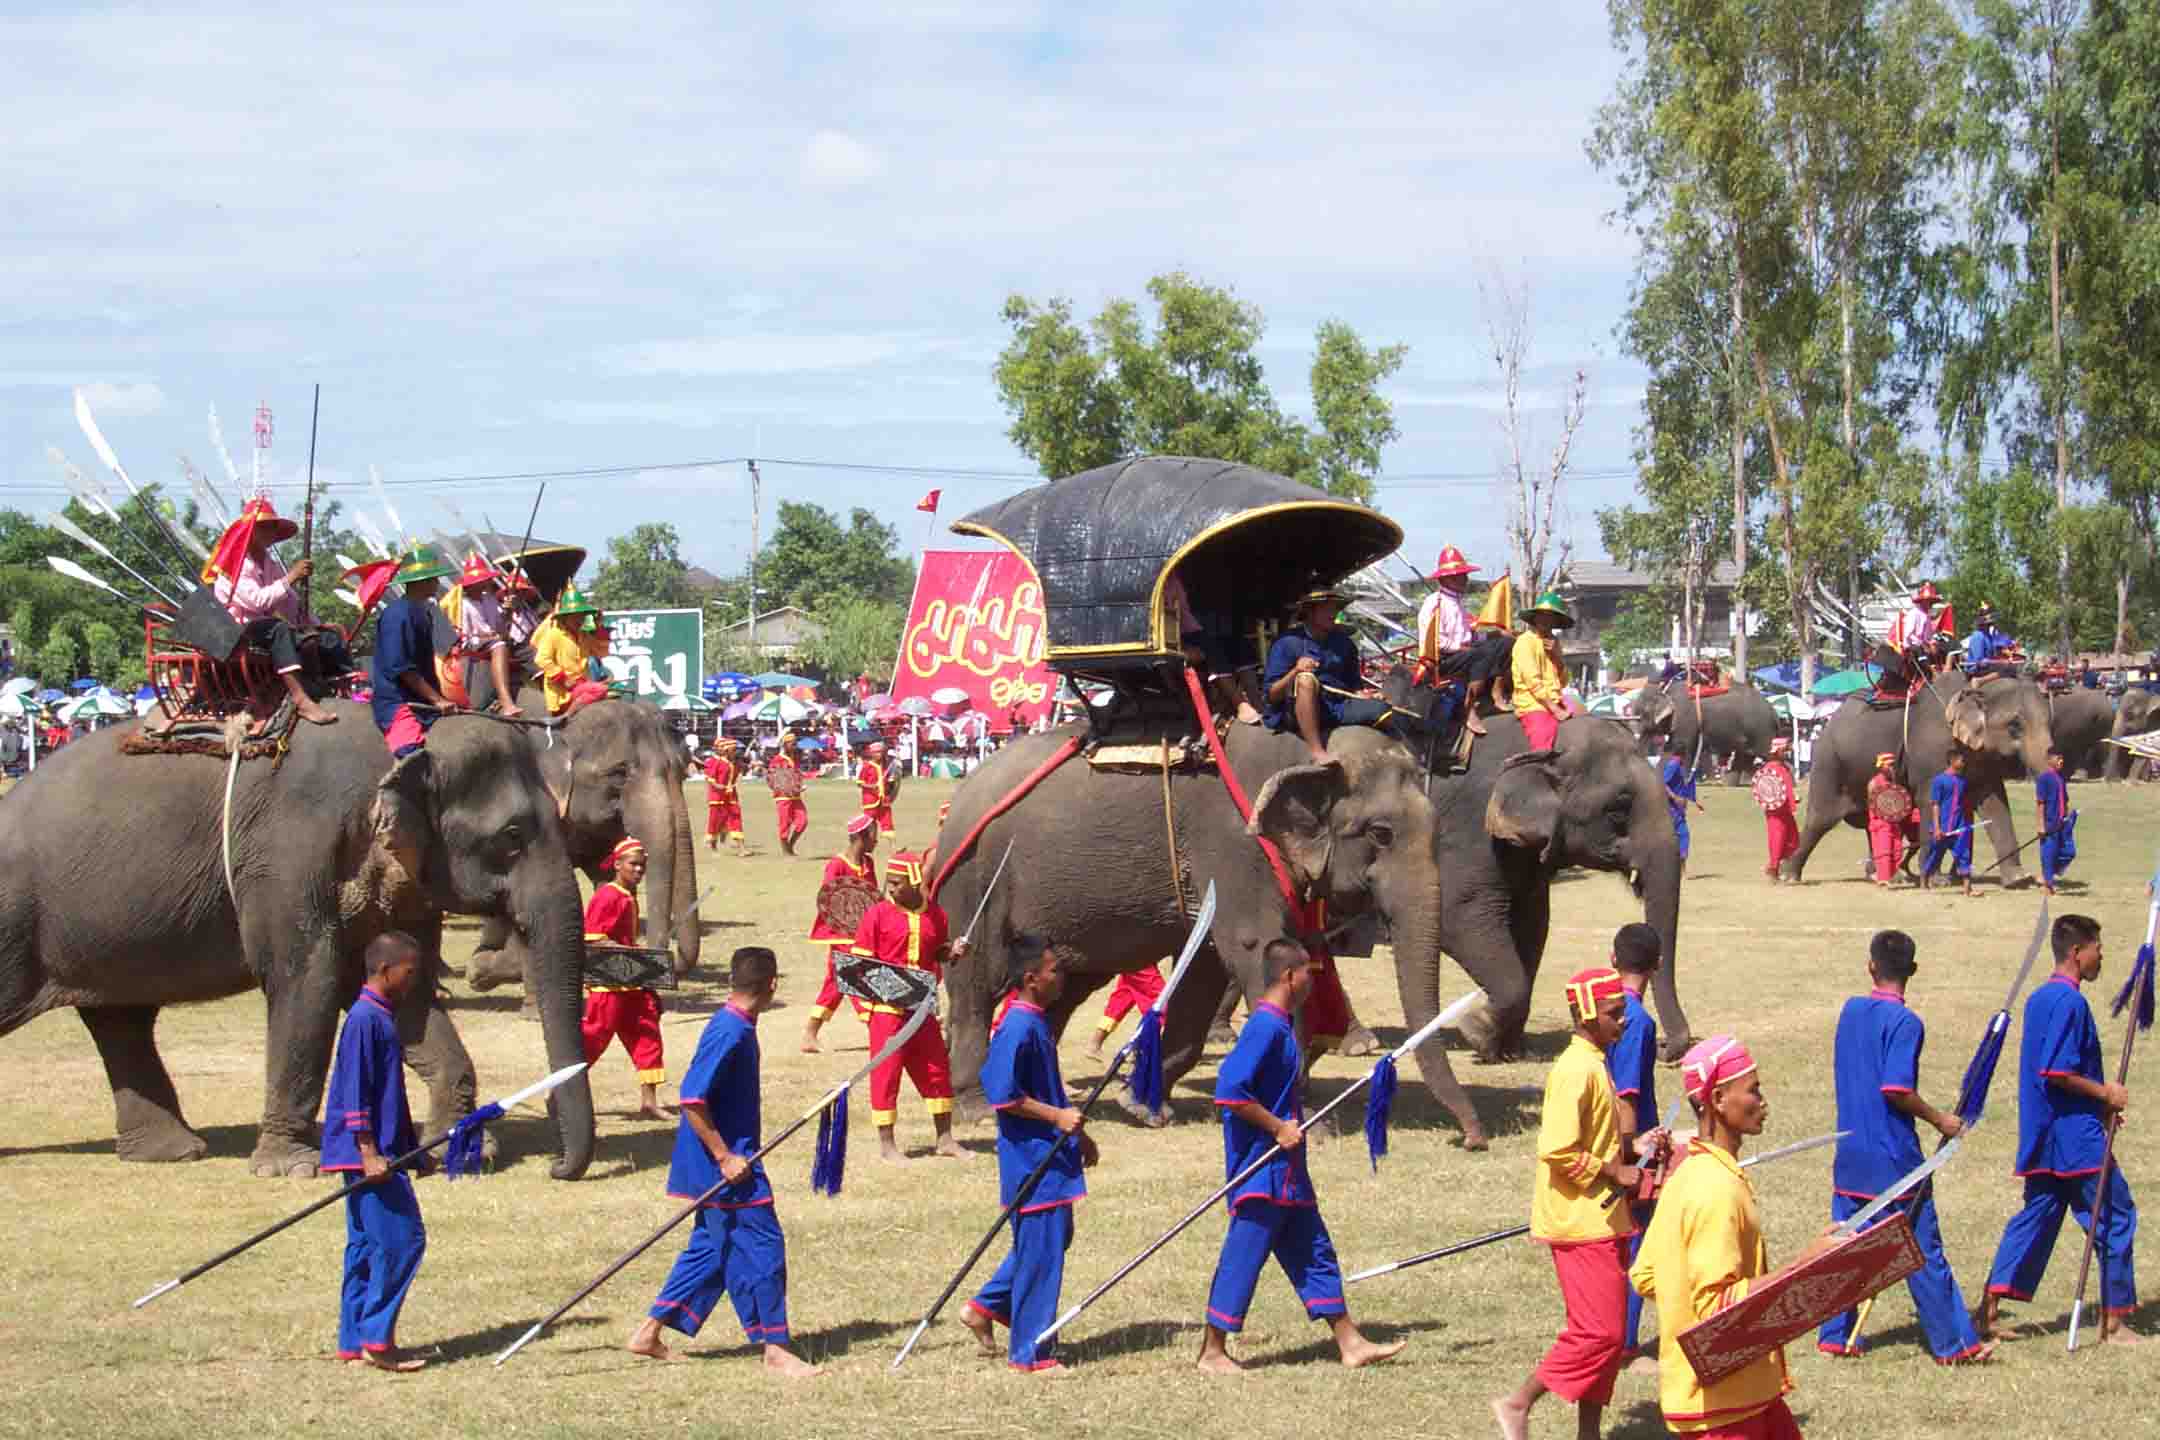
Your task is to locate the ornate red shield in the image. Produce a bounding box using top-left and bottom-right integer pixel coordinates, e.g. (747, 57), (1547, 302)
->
(1677, 1212), (1923, 1384)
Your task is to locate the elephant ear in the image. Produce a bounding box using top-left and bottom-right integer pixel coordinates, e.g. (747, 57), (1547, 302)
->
(1944, 690), (1988, 750)
(1639, 694), (1676, 734)
(371, 749), (437, 887)
(1486, 752), (1563, 857)
(1249, 758), (1349, 896)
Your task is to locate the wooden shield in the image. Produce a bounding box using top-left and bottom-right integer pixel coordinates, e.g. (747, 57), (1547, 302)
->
(581, 946), (677, 990)
(816, 873), (882, 939)
(767, 763), (804, 797)
(1750, 768), (1792, 811)
(1869, 783), (1914, 822)
(1678, 1212), (1923, 1384)
(833, 951), (938, 1012)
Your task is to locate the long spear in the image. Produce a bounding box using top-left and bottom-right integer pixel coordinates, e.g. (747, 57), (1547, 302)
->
(132, 1063), (587, 1308)
(301, 384), (320, 617)
(494, 997), (937, 1366)
(45, 511), (178, 607)
(891, 883), (1218, 1370)
(1345, 1128), (1848, 1284)
(74, 387), (202, 579)
(2067, 883), (2157, 1351)
(1033, 989), (1483, 1349)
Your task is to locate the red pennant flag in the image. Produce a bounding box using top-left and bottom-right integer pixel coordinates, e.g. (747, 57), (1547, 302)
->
(1935, 602), (1956, 637)
(343, 558), (403, 619)
(916, 489), (941, 514)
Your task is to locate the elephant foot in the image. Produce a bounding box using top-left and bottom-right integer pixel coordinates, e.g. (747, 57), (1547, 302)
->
(1206, 1023), (1237, 1048)
(115, 1121), (210, 1164)
(249, 1136), (322, 1178)
(519, 995), (541, 1023)
(1659, 1032), (1695, 1063)
(467, 947), (522, 993)
(1337, 1025), (1381, 1058)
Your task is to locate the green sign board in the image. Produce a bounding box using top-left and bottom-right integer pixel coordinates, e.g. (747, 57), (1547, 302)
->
(599, 607), (704, 702)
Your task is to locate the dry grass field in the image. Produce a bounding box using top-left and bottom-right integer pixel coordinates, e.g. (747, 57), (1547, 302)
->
(2, 768), (2155, 1439)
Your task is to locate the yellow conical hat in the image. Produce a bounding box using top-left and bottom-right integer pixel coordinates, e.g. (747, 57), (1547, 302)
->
(1474, 575), (1514, 632)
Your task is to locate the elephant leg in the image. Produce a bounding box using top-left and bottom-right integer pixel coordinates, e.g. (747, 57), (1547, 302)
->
(465, 916), (522, 992)
(1499, 878), (1553, 1057)
(1973, 786), (2029, 888)
(78, 1005), (208, 1163)
(1782, 794), (1850, 882)
(253, 930), (345, 1178)
(1208, 981), (1241, 1045)
(1158, 943), (1235, 1110)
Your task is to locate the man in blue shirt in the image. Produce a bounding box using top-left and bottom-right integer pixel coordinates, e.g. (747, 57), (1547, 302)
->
(323, 931), (430, 1371)
(631, 946), (820, 1375)
(1921, 750), (1974, 895)
(962, 935), (1098, 1373)
(2033, 745), (2077, 895)
(1198, 939), (1404, 1373)
(1817, 930), (1990, 1363)
(1964, 603), (2020, 677)
(1658, 743), (1702, 868)
(1263, 589), (1393, 764)
(368, 543), (459, 759)
(1983, 914), (2142, 1345)
(1605, 923), (1661, 1364)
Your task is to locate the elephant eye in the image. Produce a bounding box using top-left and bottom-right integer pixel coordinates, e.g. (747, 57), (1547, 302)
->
(2007, 719), (2023, 737)
(1368, 822), (1395, 849)
(497, 823), (525, 854)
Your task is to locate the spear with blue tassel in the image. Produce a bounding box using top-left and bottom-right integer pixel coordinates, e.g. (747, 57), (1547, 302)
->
(1033, 988), (1484, 1351)
(890, 882), (1218, 1370)
(131, 1062), (587, 1309)
(2067, 873), (2158, 1352)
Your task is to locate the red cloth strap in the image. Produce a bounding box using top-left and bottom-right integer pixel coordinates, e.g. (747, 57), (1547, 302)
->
(925, 735), (1083, 905)
(1183, 667), (1310, 927)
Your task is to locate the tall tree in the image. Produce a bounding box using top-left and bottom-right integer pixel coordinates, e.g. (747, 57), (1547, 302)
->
(754, 503), (913, 613)
(993, 271), (1405, 500)
(592, 522), (697, 610)
(1479, 264), (1588, 609)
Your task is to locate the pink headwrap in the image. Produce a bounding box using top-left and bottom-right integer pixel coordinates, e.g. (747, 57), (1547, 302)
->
(1680, 1035), (1758, 1104)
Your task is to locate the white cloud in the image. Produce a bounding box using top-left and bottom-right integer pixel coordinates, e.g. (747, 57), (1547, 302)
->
(802, 131), (880, 188)
(77, 380), (167, 418)
(598, 333), (955, 377)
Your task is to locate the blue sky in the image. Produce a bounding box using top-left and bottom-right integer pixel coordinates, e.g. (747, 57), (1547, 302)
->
(3, 2), (1649, 585)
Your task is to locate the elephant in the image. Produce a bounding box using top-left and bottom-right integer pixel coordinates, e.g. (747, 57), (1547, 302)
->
(468, 695), (702, 992)
(931, 723), (1476, 1137)
(1632, 680), (1781, 782)
(1782, 672), (2053, 886)
(2045, 688), (2115, 779)
(2106, 688), (2159, 781)
(0, 704), (597, 1180)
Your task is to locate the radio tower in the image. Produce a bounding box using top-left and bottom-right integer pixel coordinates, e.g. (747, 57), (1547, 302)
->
(252, 402), (274, 498)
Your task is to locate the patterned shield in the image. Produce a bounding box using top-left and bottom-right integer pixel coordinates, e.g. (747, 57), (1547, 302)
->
(1869, 783), (1914, 822)
(767, 763), (804, 797)
(816, 873), (882, 939)
(1678, 1212), (1923, 1384)
(580, 946), (677, 990)
(1750, 767), (1792, 811)
(832, 951), (938, 1013)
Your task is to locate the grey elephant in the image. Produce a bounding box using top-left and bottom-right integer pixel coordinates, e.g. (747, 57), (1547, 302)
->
(932, 725), (1479, 1136)
(0, 705), (597, 1179)
(468, 696), (702, 992)
(1783, 673), (2053, 885)
(2106, 689), (2159, 781)
(1632, 680), (1781, 782)
(2045, 688), (2115, 779)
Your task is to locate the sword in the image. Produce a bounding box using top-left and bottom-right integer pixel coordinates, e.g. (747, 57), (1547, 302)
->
(891, 882), (1217, 1370)
(495, 998), (936, 1365)
(1834, 1138), (1963, 1239)
(1635, 1092), (1690, 1203)
(1345, 1128), (1848, 1285)
(959, 836), (1016, 946)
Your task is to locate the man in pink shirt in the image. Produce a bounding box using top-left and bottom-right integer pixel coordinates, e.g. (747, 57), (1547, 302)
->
(453, 554), (524, 717)
(203, 497), (339, 725)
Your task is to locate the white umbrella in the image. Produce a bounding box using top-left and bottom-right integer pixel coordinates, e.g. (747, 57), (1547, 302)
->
(0, 690), (33, 719)
(1, 676), (35, 698)
(929, 686), (970, 707)
(58, 689), (128, 721)
(897, 696), (933, 717)
(749, 694), (813, 724)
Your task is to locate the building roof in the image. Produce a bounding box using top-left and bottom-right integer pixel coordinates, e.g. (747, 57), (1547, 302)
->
(1564, 559), (1742, 591)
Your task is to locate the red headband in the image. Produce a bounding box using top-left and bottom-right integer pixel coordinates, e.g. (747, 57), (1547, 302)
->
(886, 852), (926, 886)
(1564, 966), (1624, 1023)
(601, 836), (646, 875)
(845, 813), (876, 837)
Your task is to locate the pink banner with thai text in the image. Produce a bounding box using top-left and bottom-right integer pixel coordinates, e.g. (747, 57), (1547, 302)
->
(891, 549), (1054, 731)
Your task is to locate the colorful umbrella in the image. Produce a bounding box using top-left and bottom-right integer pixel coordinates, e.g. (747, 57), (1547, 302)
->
(751, 694), (814, 724)
(860, 691), (894, 711)
(898, 696), (933, 717)
(929, 686), (970, 707)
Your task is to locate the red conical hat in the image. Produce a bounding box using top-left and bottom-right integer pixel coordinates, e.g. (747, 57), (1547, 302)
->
(1912, 580), (1942, 607)
(201, 496), (299, 584)
(456, 552), (501, 590)
(1428, 545), (1479, 580)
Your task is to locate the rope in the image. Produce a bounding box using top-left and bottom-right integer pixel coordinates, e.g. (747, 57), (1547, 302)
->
(1183, 667), (1306, 919)
(925, 735), (1083, 906)
(1161, 736), (1191, 920)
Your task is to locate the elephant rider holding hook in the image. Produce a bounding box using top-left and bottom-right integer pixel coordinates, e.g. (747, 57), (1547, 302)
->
(203, 495), (345, 727)
(533, 584), (612, 719)
(1263, 588), (1392, 765)
(1876, 581), (1948, 695)
(1963, 603), (2024, 680)
(1415, 545), (1512, 742)
(1511, 591), (1583, 752)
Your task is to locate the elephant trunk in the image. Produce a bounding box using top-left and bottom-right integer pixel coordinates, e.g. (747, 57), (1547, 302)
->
(665, 765), (701, 975)
(1638, 841), (1691, 1058)
(520, 883), (595, 1180)
(622, 774), (695, 979)
(1386, 892), (1487, 1143)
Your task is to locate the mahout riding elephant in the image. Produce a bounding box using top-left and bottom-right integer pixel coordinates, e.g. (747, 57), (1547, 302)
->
(1783, 673), (2053, 886)
(468, 696), (701, 992)
(0, 705), (597, 1179)
(932, 724), (1475, 1136)
(2106, 688), (2158, 781)
(1632, 680), (1781, 782)
(2045, 688), (2114, 779)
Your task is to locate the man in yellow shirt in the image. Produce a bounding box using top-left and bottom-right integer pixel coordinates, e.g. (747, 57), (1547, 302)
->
(1629, 1038), (1838, 1439)
(1495, 966), (1658, 1440)
(1512, 590), (1580, 751)
(533, 585), (611, 717)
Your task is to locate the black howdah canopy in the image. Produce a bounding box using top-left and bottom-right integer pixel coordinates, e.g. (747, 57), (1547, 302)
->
(952, 455), (1402, 666)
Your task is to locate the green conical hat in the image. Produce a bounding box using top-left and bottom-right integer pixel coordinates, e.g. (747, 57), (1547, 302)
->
(395, 541), (455, 585)
(555, 583), (599, 618)
(1524, 590), (1574, 628)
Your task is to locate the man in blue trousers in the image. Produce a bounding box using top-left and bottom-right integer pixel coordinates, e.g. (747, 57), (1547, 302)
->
(322, 931), (431, 1371)
(630, 946), (821, 1376)
(2033, 746), (2078, 895)
(1197, 939), (1404, 1374)
(1922, 750), (1975, 895)
(963, 934), (1097, 1373)
(1816, 930), (1992, 1364)
(1605, 923), (1662, 1368)
(1983, 914), (2144, 1346)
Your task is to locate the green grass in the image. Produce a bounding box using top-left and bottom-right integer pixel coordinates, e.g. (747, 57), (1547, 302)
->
(2, 772), (2155, 1439)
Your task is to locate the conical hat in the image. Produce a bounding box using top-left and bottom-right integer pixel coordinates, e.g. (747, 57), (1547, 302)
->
(1524, 590), (1573, 628)
(395, 541), (455, 585)
(1474, 576), (1514, 632)
(554, 583), (598, 617)
(455, 552), (501, 590)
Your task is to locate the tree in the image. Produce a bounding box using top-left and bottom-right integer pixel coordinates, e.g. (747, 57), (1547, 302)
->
(592, 523), (697, 610)
(755, 503), (913, 613)
(796, 596), (908, 683)
(1480, 264), (1588, 610)
(1600, 594), (1673, 668)
(993, 271), (1406, 500)
(36, 618), (77, 687)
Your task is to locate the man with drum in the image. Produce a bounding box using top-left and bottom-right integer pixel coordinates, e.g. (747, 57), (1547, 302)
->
(1865, 753), (1918, 888)
(800, 813), (880, 1054)
(581, 836), (669, 1121)
(1754, 737), (1799, 882)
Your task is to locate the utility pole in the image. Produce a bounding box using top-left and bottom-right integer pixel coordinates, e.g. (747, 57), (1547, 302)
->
(746, 458), (761, 659)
